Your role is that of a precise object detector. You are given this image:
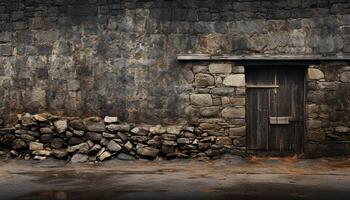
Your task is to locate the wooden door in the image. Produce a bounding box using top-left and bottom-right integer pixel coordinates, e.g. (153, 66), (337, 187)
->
(246, 66), (306, 154)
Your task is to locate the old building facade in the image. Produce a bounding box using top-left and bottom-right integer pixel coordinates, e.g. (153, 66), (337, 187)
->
(1, 0), (350, 159)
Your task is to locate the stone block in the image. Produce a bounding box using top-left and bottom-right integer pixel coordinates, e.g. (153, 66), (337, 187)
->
(209, 63), (232, 74)
(308, 68), (324, 80)
(216, 136), (232, 145)
(233, 137), (245, 147)
(199, 123), (221, 130)
(228, 126), (246, 137)
(199, 107), (221, 117)
(166, 126), (182, 135)
(340, 71), (350, 82)
(307, 131), (326, 142)
(232, 66), (245, 74)
(211, 87), (235, 95)
(221, 97), (230, 105)
(29, 142), (44, 151)
(307, 120), (322, 130)
(85, 132), (103, 142)
(106, 140), (122, 152)
(192, 65), (208, 73)
(230, 97), (245, 106)
(307, 104), (319, 114)
(0, 32), (11, 42)
(84, 117), (106, 132)
(0, 44), (12, 56)
(137, 145), (159, 158)
(335, 126), (350, 133)
(194, 73), (215, 87)
(177, 138), (191, 144)
(54, 120), (67, 133)
(223, 74), (245, 87)
(222, 107), (245, 119)
(190, 94), (213, 106)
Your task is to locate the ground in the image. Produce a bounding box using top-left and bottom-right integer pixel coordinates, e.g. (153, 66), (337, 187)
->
(1, 155), (350, 200)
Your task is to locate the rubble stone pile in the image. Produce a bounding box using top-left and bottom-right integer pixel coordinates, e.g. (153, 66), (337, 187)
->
(0, 113), (245, 163)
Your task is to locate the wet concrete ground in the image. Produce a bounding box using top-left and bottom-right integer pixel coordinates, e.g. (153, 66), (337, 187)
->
(1, 155), (350, 200)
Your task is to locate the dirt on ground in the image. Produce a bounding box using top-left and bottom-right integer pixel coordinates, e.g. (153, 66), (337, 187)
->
(1, 155), (350, 200)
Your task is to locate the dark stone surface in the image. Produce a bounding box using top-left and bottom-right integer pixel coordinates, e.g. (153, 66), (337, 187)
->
(1, 0), (350, 125)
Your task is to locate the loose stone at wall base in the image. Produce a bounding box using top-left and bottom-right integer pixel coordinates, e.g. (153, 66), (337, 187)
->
(104, 116), (119, 123)
(137, 145), (159, 158)
(71, 154), (89, 163)
(84, 117), (106, 132)
(106, 140), (122, 152)
(54, 120), (67, 133)
(85, 132), (103, 142)
(29, 142), (44, 151)
(98, 151), (112, 161)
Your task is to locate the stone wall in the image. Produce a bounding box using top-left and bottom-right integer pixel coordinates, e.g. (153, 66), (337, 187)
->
(187, 62), (246, 149)
(0, 113), (246, 162)
(306, 62), (350, 157)
(1, 0), (350, 124)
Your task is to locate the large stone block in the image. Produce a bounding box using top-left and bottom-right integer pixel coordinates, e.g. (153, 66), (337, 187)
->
(194, 73), (215, 87)
(308, 68), (324, 80)
(223, 74), (245, 87)
(209, 63), (232, 74)
(228, 126), (246, 137)
(307, 120), (322, 130)
(340, 71), (350, 82)
(190, 94), (213, 106)
(199, 107), (221, 117)
(230, 97), (245, 106)
(0, 44), (12, 56)
(222, 107), (245, 119)
(307, 104), (319, 114)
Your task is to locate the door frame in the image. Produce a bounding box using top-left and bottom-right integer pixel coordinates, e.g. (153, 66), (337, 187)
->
(244, 63), (308, 155)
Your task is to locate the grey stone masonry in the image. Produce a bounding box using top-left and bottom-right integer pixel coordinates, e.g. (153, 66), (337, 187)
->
(306, 63), (350, 157)
(187, 62), (246, 153)
(1, 0), (350, 124)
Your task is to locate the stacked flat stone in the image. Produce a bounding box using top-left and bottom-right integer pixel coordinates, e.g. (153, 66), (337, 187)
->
(0, 113), (245, 163)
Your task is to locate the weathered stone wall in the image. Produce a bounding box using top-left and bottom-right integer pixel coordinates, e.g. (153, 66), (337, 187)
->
(187, 62), (246, 149)
(306, 62), (350, 157)
(0, 113), (246, 162)
(1, 0), (350, 124)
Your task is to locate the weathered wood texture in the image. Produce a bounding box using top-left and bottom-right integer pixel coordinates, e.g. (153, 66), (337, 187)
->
(246, 66), (306, 153)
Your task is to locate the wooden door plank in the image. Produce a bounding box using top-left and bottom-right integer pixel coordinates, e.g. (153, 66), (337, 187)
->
(246, 66), (274, 150)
